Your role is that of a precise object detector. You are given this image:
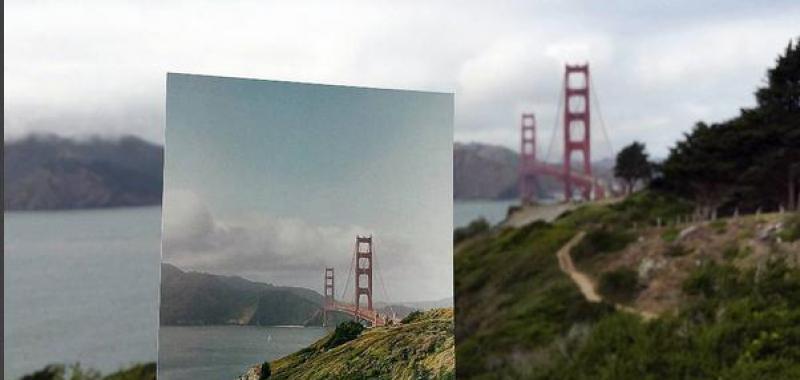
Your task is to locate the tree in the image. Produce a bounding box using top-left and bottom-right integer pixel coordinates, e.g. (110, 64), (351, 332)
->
(614, 141), (652, 195)
(661, 37), (800, 214)
(259, 362), (271, 380)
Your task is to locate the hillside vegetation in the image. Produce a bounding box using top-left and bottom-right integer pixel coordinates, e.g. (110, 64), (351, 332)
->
(19, 362), (156, 380)
(455, 190), (800, 379)
(248, 308), (454, 380)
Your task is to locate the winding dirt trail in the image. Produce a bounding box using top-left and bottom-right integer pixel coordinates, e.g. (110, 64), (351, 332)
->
(556, 231), (602, 302)
(556, 231), (657, 320)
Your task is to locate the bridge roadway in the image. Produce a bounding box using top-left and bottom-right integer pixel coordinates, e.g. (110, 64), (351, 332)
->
(327, 301), (391, 327)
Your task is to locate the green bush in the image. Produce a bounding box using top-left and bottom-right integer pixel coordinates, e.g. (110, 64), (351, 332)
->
(401, 310), (424, 324)
(571, 228), (635, 262)
(779, 213), (800, 242)
(661, 227), (680, 242)
(598, 268), (639, 303)
(259, 362), (271, 380)
(710, 219), (728, 234)
(723, 244), (740, 260)
(323, 320), (365, 350)
(454, 217), (491, 245)
(665, 244), (691, 257)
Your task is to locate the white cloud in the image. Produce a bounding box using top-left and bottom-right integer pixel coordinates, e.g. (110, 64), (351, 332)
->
(162, 189), (449, 302)
(4, 0), (799, 158)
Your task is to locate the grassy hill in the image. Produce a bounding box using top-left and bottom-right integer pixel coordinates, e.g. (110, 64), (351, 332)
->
(455, 191), (800, 379)
(249, 308), (454, 380)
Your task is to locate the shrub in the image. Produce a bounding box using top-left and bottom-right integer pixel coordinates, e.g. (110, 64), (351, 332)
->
(454, 217), (491, 245)
(665, 244), (691, 257)
(710, 219), (728, 234)
(723, 244), (740, 260)
(662, 227), (680, 242)
(598, 268), (639, 303)
(259, 362), (271, 380)
(571, 228), (635, 262)
(401, 310), (424, 324)
(779, 213), (800, 242)
(323, 320), (365, 350)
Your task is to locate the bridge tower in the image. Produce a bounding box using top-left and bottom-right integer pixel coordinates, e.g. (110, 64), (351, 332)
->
(563, 64), (593, 201)
(354, 235), (373, 322)
(519, 113), (538, 204)
(323, 267), (334, 327)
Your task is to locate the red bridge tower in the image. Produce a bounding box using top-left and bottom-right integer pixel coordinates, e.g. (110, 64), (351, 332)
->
(323, 267), (334, 327)
(354, 235), (373, 319)
(519, 113), (538, 204)
(563, 64), (592, 201)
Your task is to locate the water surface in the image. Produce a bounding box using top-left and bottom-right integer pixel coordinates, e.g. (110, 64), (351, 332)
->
(454, 199), (518, 228)
(4, 207), (161, 379)
(158, 325), (329, 380)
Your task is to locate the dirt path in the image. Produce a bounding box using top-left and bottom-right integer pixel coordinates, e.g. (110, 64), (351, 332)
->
(556, 231), (657, 320)
(556, 231), (602, 302)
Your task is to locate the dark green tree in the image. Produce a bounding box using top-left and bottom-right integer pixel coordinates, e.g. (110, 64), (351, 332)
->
(661, 37), (800, 213)
(259, 362), (271, 380)
(614, 141), (652, 195)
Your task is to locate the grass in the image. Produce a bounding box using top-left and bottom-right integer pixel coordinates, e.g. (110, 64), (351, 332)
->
(662, 227), (680, 243)
(570, 227), (635, 263)
(779, 213), (800, 242)
(270, 309), (454, 380)
(455, 220), (613, 378)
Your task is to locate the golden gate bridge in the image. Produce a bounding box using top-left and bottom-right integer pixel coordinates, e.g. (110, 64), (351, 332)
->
(519, 63), (616, 203)
(321, 235), (398, 327)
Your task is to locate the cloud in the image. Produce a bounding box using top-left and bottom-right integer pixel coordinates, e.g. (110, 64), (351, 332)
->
(4, 0), (800, 158)
(162, 189), (447, 302)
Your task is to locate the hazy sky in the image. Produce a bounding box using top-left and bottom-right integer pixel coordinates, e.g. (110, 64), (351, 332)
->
(162, 74), (453, 302)
(5, 1), (799, 159)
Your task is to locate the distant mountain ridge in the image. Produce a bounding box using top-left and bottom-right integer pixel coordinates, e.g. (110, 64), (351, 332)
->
(4, 134), (163, 210)
(160, 263), (325, 326)
(160, 264), (423, 326)
(454, 142), (616, 200)
(4, 135), (614, 210)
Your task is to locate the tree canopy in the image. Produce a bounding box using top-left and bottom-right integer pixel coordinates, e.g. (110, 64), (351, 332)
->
(660, 37), (800, 214)
(614, 141), (652, 195)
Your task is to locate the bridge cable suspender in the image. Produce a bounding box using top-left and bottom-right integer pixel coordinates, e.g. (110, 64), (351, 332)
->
(589, 75), (615, 160)
(543, 77), (566, 164)
(340, 248), (356, 302)
(372, 245), (396, 322)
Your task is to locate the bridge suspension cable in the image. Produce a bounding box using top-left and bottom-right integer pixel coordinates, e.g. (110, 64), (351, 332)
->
(371, 244), (396, 321)
(543, 76), (565, 164)
(589, 74), (615, 161)
(340, 246), (356, 302)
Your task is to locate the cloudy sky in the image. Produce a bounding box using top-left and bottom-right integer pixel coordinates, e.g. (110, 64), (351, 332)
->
(162, 74), (453, 302)
(5, 0), (799, 159)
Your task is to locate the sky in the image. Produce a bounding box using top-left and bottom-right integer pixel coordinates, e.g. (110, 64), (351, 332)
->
(5, 0), (799, 159)
(162, 73), (453, 302)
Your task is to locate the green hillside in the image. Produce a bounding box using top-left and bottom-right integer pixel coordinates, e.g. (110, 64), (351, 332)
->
(250, 308), (454, 380)
(455, 191), (800, 379)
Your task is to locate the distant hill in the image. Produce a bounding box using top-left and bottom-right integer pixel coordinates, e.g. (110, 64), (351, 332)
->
(160, 264), (425, 326)
(454, 142), (616, 200)
(4, 136), (617, 209)
(160, 263), (326, 326)
(4, 134), (163, 210)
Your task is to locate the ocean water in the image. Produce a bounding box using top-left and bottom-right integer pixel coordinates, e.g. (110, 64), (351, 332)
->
(454, 199), (518, 228)
(158, 325), (329, 380)
(3, 207), (162, 380)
